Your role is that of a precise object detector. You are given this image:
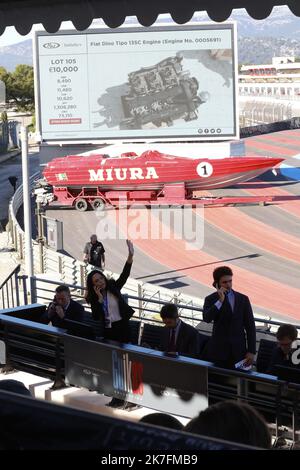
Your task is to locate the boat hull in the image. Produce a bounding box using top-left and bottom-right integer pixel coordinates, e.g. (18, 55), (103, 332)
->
(43, 150), (283, 192)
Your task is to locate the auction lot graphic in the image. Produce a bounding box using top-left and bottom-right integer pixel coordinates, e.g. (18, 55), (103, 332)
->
(35, 23), (237, 141)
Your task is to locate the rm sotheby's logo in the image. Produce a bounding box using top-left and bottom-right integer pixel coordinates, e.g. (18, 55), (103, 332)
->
(43, 42), (60, 49)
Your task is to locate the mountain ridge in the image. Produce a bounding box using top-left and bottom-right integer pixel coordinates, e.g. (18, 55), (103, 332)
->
(0, 7), (299, 70)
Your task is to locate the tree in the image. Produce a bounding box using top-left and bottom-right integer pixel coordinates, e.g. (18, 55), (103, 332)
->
(1, 110), (8, 122)
(0, 65), (34, 112)
(28, 113), (36, 132)
(0, 66), (9, 83)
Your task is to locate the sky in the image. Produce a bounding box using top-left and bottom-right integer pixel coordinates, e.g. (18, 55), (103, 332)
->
(0, 5), (289, 48)
(0, 21), (74, 47)
(0, 19), (116, 47)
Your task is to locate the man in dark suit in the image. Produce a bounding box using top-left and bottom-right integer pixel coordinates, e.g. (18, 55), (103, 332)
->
(41, 285), (85, 328)
(203, 266), (256, 369)
(159, 303), (202, 358)
(267, 324), (298, 375)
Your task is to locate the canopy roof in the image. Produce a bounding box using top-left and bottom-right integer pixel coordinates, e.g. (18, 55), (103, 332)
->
(0, 0), (299, 35)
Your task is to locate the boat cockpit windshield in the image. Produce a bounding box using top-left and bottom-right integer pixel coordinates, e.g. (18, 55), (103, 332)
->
(120, 152), (139, 159)
(141, 150), (178, 161)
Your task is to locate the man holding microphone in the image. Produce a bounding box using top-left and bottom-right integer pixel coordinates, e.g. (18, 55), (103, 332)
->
(202, 266), (256, 369)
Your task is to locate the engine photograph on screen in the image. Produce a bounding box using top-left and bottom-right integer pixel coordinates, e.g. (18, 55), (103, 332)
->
(36, 23), (237, 141)
(92, 52), (230, 131)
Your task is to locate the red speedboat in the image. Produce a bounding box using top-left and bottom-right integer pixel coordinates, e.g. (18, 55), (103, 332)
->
(43, 150), (283, 191)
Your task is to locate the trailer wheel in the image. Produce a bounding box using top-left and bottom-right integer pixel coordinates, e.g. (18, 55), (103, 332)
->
(75, 198), (88, 212)
(92, 198), (106, 211)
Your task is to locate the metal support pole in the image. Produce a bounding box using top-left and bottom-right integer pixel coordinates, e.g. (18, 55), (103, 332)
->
(31, 276), (37, 304)
(237, 377), (248, 402)
(51, 338), (66, 390)
(38, 242), (44, 273)
(36, 201), (44, 273)
(37, 201), (42, 240)
(292, 389), (299, 445)
(275, 384), (283, 440)
(13, 225), (17, 251)
(14, 269), (20, 307)
(138, 283), (143, 318)
(18, 233), (23, 258)
(8, 211), (14, 244)
(21, 126), (34, 302)
(2, 325), (15, 374)
(79, 263), (86, 297)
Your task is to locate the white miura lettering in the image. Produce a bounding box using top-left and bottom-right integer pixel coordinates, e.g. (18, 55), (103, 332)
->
(106, 168), (113, 181)
(114, 168), (127, 180)
(88, 169), (104, 181)
(129, 168), (144, 180)
(88, 166), (159, 182)
(145, 167), (159, 179)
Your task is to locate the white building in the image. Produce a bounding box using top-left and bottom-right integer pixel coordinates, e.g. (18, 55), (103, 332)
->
(239, 57), (300, 126)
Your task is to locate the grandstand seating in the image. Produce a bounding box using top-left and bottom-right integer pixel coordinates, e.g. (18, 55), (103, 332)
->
(128, 319), (140, 345)
(83, 316), (141, 344)
(256, 339), (277, 373)
(82, 316), (104, 338)
(140, 322), (163, 349)
(0, 303), (46, 322)
(1, 303), (300, 445)
(0, 313), (65, 384)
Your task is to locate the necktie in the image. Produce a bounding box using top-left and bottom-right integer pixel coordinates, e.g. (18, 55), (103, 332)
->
(224, 291), (232, 309)
(168, 329), (176, 352)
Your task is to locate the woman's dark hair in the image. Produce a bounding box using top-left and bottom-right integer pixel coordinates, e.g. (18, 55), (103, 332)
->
(276, 324), (298, 342)
(85, 269), (108, 304)
(140, 413), (183, 431)
(185, 401), (271, 449)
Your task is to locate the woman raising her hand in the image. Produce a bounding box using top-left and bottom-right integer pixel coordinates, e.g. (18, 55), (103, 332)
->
(85, 239), (135, 343)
